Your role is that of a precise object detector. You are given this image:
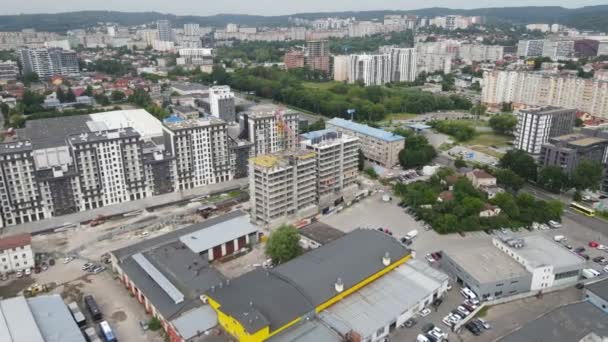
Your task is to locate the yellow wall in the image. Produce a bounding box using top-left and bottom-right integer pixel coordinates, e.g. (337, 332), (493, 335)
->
(207, 253), (412, 342)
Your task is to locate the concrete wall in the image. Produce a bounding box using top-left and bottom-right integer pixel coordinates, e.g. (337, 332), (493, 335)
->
(585, 289), (608, 314)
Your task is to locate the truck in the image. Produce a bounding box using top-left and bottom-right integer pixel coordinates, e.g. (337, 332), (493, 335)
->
(67, 302), (87, 327)
(582, 268), (600, 279)
(84, 295), (103, 321)
(553, 235), (566, 242)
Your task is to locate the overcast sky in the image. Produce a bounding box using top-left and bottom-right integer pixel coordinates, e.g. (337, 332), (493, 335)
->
(3, 0), (607, 16)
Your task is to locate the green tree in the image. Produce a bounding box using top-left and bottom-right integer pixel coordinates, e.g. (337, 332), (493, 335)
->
(574, 118), (584, 127)
(56, 87), (66, 103)
(571, 160), (603, 191)
(491, 192), (520, 218)
(94, 94), (110, 106)
(501, 102), (513, 113)
(148, 317), (161, 331)
(22, 72), (39, 84)
(537, 166), (570, 193)
(398, 135), (437, 168)
(83, 85), (94, 97)
(489, 114), (518, 135)
(111, 90), (126, 102)
(454, 157), (467, 168)
(364, 167), (378, 179)
(8, 114), (25, 128)
(129, 88), (152, 107)
(358, 149), (365, 171)
(495, 169), (525, 192)
(453, 197), (485, 218)
(499, 150), (537, 181)
(470, 103), (487, 118)
(265, 225), (302, 264)
(431, 120), (476, 141)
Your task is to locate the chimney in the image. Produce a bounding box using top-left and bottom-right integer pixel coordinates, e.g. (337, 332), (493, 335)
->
(382, 252), (391, 266)
(335, 277), (344, 293)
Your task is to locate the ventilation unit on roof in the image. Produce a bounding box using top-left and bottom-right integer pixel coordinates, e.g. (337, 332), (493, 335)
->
(335, 277), (344, 293)
(382, 252), (391, 266)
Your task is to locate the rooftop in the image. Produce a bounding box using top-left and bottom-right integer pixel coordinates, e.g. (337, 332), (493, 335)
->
(586, 279), (608, 302)
(500, 302), (608, 342)
(327, 118), (404, 142)
(0, 233), (32, 250)
(163, 117), (224, 131)
(297, 222), (345, 245)
(251, 151), (316, 169)
(171, 83), (209, 93)
(503, 235), (586, 270)
(267, 320), (340, 342)
(206, 229), (410, 334)
(445, 244), (528, 284)
(568, 137), (608, 147)
(520, 106), (576, 116)
(320, 260), (448, 338)
(179, 214), (258, 254)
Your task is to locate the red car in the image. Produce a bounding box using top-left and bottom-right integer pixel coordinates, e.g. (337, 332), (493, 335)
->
(589, 241), (600, 248)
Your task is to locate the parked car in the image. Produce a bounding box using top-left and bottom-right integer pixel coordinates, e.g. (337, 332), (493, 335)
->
(139, 320), (149, 331)
(428, 327), (448, 340)
(548, 220), (562, 228)
(579, 253), (590, 261)
(462, 302), (476, 312)
(16, 271), (23, 278)
(432, 298), (443, 308)
(457, 305), (471, 317)
(92, 266), (106, 274)
(465, 322), (481, 336)
(574, 247), (586, 253)
(24, 268), (31, 276)
(476, 318), (491, 329)
(592, 256), (607, 264)
(604, 265), (608, 273)
(425, 254), (436, 263)
(589, 241), (600, 248)
(82, 263), (94, 271)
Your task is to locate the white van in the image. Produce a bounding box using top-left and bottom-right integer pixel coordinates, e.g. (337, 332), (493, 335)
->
(553, 235), (566, 242)
(416, 334), (431, 342)
(406, 230), (419, 240)
(582, 268), (601, 279)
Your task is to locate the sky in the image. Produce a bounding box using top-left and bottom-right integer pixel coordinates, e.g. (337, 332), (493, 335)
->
(3, 0), (607, 16)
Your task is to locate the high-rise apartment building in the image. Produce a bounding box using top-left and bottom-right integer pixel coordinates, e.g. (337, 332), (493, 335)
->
(0, 109), (237, 228)
(513, 107), (576, 154)
(348, 54), (391, 86)
(388, 48), (417, 82)
(209, 85), (236, 122)
(249, 151), (318, 225)
(327, 118), (404, 168)
(0, 60), (19, 82)
(300, 130), (360, 211)
(482, 70), (608, 119)
(332, 55), (350, 82)
(283, 50), (305, 70)
(18, 48), (79, 79)
(517, 40), (545, 58)
(458, 44), (504, 63)
(184, 23), (200, 36)
(305, 40), (330, 74)
(416, 53), (452, 74)
(540, 132), (608, 175)
(542, 40), (575, 60)
(157, 20), (173, 42)
(238, 107), (299, 156)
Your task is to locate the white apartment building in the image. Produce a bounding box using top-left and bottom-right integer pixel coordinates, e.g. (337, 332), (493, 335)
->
(165, 118), (232, 190)
(542, 40), (575, 60)
(598, 42), (608, 56)
(526, 23), (551, 33)
(327, 118), (404, 168)
(0, 60), (19, 82)
(249, 151), (318, 225)
(348, 54), (391, 86)
(517, 40), (545, 58)
(332, 55), (350, 82)
(300, 130), (360, 211)
(0, 234), (34, 274)
(184, 23), (200, 36)
(238, 107), (299, 156)
(482, 70), (608, 119)
(209, 85), (236, 122)
(177, 48), (213, 65)
(157, 20), (173, 42)
(18, 47), (79, 79)
(388, 48), (417, 82)
(513, 107), (576, 154)
(417, 53), (452, 74)
(458, 44), (504, 63)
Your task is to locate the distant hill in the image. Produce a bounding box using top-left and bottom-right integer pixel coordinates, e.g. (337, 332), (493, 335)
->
(0, 6), (607, 32)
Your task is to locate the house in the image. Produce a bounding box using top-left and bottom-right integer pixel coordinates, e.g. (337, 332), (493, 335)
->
(437, 191), (455, 202)
(482, 186), (505, 199)
(0, 233), (34, 274)
(479, 204), (501, 217)
(466, 169), (497, 189)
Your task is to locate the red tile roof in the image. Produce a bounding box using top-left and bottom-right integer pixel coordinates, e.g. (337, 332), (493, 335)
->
(471, 169), (494, 179)
(0, 233), (31, 250)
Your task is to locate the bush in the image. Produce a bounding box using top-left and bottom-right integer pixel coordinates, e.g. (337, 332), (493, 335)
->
(148, 317), (162, 331)
(364, 167), (378, 179)
(430, 120), (476, 141)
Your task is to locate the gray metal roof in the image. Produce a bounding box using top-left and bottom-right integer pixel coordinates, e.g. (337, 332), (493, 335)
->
(268, 320), (341, 342)
(510, 235), (586, 270)
(170, 306), (217, 340)
(17, 115), (92, 149)
(297, 222), (345, 245)
(0, 296), (44, 342)
(586, 279), (608, 302)
(320, 260), (447, 338)
(206, 229), (411, 334)
(179, 214), (258, 253)
(112, 210), (248, 261)
(133, 253), (185, 304)
(27, 295), (86, 342)
(500, 301), (608, 342)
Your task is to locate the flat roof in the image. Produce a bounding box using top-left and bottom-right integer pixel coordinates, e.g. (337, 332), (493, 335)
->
(569, 137), (608, 147)
(0, 296), (44, 342)
(445, 244), (528, 284)
(500, 302), (608, 342)
(510, 235), (585, 269)
(27, 295), (86, 342)
(268, 320), (341, 342)
(320, 260), (448, 338)
(298, 222), (345, 245)
(179, 214), (257, 254)
(585, 279), (608, 302)
(206, 229), (410, 334)
(327, 118), (405, 142)
(170, 306), (217, 340)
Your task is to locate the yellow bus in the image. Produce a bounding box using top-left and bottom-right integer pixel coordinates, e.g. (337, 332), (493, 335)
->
(570, 202), (596, 217)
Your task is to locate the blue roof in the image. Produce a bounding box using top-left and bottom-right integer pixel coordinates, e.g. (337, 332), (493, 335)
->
(327, 118), (404, 142)
(300, 129), (338, 140)
(163, 114), (184, 124)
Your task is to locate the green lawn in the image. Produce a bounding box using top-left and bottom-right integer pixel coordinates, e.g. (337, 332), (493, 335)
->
(386, 113), (419, 121)
(467, 133), (512, 147)
(457, 119), (489, 127)
(302, 81), (338, 90)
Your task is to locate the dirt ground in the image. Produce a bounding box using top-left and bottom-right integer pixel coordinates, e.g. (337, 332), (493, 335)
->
(215, 244), (268, 278)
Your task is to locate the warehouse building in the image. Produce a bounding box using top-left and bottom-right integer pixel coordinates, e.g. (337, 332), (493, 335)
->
(585, 279), (608, 314)
(111, 211), (259, 342)
(0, 294), (85, 342)
(205, 229), (412, 342)
(320, 259), (449, 342)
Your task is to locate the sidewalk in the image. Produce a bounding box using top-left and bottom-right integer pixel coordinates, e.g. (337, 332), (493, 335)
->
(1, 178), (249, 236)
